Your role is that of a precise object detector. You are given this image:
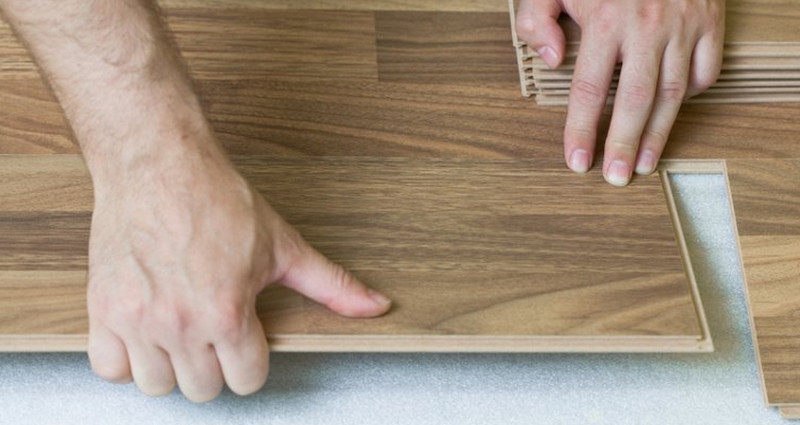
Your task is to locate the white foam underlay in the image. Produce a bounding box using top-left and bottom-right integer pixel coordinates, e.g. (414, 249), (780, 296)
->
(0, 174), (785, 424)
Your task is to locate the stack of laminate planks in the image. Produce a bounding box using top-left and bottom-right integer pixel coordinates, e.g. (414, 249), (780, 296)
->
(509, 0), (800, 105)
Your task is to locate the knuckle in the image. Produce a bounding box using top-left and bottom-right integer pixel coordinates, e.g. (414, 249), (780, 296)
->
(618, 83), (653, 110)
(610, 138), (639, 152)
(515, 16), (537, 41)
(675, 0), (692, 19)
(571, 78), (609, 108)
(153, 303), (192, 336)
(705, 0), (723, 24)
(330, 263), (354, 295)
(692, 68), (720, 92)
(642, 128), (669, 146)
(213, 292), (247, 336)
(589, 9), (616, 34)
(637, 1), (665, 25)
(658, 80), (687, 103)
(118, 296), (146, 323)
(595, 0), (618, 21)
(564, 124), (597, 146)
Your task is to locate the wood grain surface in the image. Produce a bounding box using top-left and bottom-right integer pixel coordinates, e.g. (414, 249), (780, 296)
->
(375, 11), (516, 84)
(728, 159), (800, 405)
(0, 155), (710, 352)
(2, 9), (800, 159)
(159, 0), (509, 12)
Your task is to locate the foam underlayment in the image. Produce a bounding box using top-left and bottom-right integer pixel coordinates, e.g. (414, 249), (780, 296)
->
(0, 174), (786, 424)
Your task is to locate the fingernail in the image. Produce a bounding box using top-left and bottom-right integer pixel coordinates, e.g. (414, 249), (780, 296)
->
(605, 160), (631, 187)
(367, 289), (391, 306)
(568, 149), (590, 174)
(537, 46), (559, 68)
(635, 150), (656, 175)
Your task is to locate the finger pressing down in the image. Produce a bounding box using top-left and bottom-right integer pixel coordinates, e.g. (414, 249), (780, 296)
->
(280, 236), (392, 318)
(636, 41), (692, 175)
(602, 48), (661, 186)
(563, 32), (618, 174)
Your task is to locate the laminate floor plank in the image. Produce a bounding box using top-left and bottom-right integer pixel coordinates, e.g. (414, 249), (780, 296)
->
(160, 0), (509, 12)
(4, 77), (800, 160)
(198, 81), (800, 160)
(3, 8), (800, 158)
(1, 9), (380, 82)
(375, 12), (517, 85)
(0, 155), (710, 352)
(726, 0), (800, 43)
(0, 79), (76, 154)
(168, 9), (379, 81)
(728, 159), (800, 406)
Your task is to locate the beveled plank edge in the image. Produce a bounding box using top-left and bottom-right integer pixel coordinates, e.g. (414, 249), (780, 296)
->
(659, 159), (726, 174)
(0, 334), (711, 353)
(780, 405), (800, 419)
(722, 160), (771, 407)
(507, 0), (532, 97)
(660, 170), (715, 353)
(0, 159), (716, 354)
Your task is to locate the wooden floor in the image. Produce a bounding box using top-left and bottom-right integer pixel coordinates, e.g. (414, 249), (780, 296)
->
(0, 0), (797, 408)
(2, 8), (800, 158)
(0, 155), (710, 352)
(727, 160), (800, 414)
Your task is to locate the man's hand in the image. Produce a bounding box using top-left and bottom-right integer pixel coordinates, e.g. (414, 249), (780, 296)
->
(0, 0), (390, 402)
(515, 0), (725, 185)
(87, 146), (391, 402)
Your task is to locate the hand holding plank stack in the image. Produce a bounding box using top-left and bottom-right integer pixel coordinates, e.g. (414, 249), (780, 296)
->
(510, 0), (800, 105)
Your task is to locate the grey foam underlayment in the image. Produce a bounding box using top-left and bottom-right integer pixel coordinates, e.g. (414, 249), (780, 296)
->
(0, 174), (784, 424)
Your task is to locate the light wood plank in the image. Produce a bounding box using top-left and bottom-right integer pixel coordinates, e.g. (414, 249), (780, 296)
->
(0, 155), (710, 352)
(375, 12), (517, 85)
(3, 9), (800, 159)
(728, 159), (800, 406)
(159, 0), (509, 12)
(1, 10), (379, 81)
(4, 78), (800, 160)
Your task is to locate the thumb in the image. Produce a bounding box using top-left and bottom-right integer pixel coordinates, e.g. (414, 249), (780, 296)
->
(515, 0), (566, 69)
(278, 238), (392, 318)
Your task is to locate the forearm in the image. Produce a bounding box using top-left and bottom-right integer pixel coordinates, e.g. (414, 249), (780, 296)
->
(0, 0), (228, 193)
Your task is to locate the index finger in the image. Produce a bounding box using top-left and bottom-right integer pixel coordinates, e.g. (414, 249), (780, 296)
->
(563, 32), (618, 174)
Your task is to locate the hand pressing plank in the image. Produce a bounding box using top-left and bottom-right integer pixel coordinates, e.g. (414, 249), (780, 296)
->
(515, 0), (725, 185)
(0, 0), (391, 402)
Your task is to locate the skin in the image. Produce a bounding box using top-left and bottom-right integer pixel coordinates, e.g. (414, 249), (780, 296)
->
(0, 0), (391, 402)
(515, 0), (726, 186)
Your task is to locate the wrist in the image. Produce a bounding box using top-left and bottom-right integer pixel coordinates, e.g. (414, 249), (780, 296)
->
(83, 101), (236, 202)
